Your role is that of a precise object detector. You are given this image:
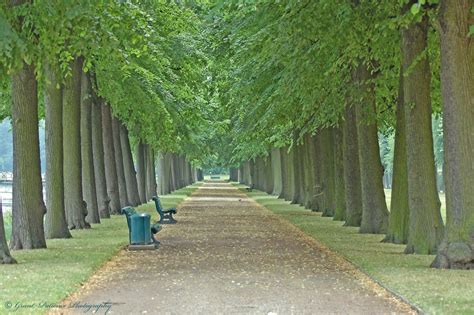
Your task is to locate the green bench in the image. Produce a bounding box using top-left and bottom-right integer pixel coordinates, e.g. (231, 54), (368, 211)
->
(152, 196), (177, 224)
(121, 206), (162, 244)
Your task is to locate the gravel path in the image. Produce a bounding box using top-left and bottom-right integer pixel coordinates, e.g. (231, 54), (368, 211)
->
(58, 182), (414, 315)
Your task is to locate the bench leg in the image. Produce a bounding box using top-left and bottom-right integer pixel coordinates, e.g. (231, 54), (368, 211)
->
(151, 234), (160, 245)
(167, 214), (177, 224)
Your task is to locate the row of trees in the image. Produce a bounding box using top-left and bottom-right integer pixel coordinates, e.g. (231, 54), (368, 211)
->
(0, 1), (208, 264)
(218, 0), (472, 269)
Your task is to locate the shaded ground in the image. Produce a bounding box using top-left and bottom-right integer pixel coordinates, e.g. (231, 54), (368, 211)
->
(55, 182), (414, 314)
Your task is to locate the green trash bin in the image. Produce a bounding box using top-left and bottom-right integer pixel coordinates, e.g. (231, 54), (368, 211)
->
(130, 213), (152, 245)
(130, 214), (145, 244)
(141, 213), (152, 245)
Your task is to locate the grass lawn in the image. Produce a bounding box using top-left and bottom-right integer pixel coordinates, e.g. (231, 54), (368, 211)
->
(0, 183), (201, 315)
(236, 184), (473, 315)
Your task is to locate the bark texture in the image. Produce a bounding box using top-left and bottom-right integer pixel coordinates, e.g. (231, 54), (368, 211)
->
(238, 165), (244, 184)
(292, 142), (304, 205)
(333, 126), (346, 221)
(44, 62), (71, 239)
(81, 72), (100, 224)
(432, 0), (474, 269)
(402, 13), (444, 254)
(310, 133), (323, 212)
(63, 58), (89, 229)
(112, 117), (128, 208)
(136, 142), (147, 203)
(229, 168), (239, 182)
(91, 96), (110, 218)
(186, 159), (192, 186)
(384, 70), (409, 244)
(320, 128), (335, 217)
(264, 156), (274, 194)
(102, 104), (121, 214)
(342, 105), (363, 226)
(286, 148), (296, 202)
(301, 135), (314, 209)
(271, 148), (283, 196)
(279, 148), (288, 200)
(354, 64), (389, 234)
(10, 63), (48, 248)
(156, 153), (166, 195)
(164, 153), (175, 193)
(145, 146), (157, 200)
(120, 124), (140, 206)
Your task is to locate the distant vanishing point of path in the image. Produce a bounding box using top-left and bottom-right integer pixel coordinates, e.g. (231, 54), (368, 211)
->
(58, 182), (414, 315)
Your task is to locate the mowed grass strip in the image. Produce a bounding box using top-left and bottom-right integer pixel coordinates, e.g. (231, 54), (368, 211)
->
(0, 183), (201, 314)
(235, 184), (474, 315)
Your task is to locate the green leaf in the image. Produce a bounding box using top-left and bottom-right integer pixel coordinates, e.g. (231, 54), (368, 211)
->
(411, 3), (421, 15)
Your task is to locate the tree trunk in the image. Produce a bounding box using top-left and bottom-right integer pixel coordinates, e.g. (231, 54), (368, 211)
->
(91, 96), (110, 219)
(80, 71), (100, 225)
(256, 162), (261, 189)
(112, 117), (129, 208)
(102, 104), (121, 214)
(384, 69), (409, 244)
(172, 154), (179, 191)
(301, 135), (314, 209)
(183, 158), (188, 186)
(187, 161), (193, 185)
(264, 155), (274, 194)
(165, 153), (175, 193)
(0, 201), (16, 263)
(245, 160), (252, 186)
(299, 142), (308, 207)
(135, 141), (147, 202)
(165, 153), (176, 194)
(238, 165), (244, 184)
(63, 58), (89, 230)
(292, 142), (304, 205)
(156, 152), (165, 195)
(310, 133), (323, 212)
(257, 157), (266, 191)
(402, 12), (444, 254)
(229, 168), (239, 182)
(285, 148), (296, 202)
(186, 161), (191, 186)
(178, 155), (185, 188)
(10, 63), (48, 249)
(320, 128), (336, 217)
(432, 0), (473, 269)
(279, 147), (289, 200)
(271, 148), (282, 196)
(333, 126), (346, 221)
(354, 64), (389, 234)
(191, 166), (197, 183)
(261, 157), (268, 192)
(249, 159), (257, 188)
(174, 155), (181, 189)
(145, 146), (157, 200)
(343, 105), (363, 226)
(120, 124), (140, 206)
(44, 61), (71, 239)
